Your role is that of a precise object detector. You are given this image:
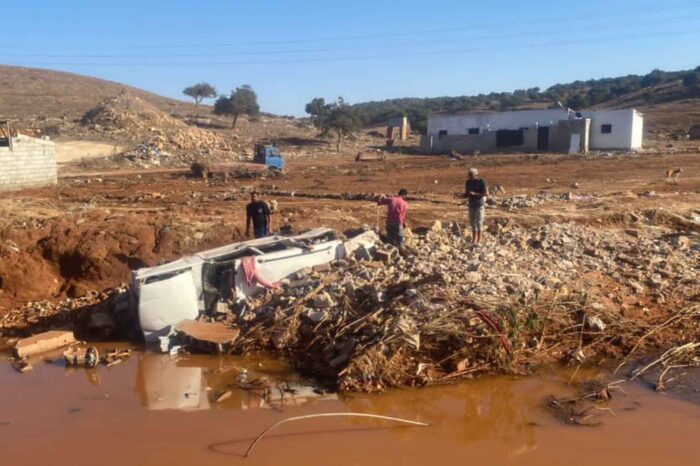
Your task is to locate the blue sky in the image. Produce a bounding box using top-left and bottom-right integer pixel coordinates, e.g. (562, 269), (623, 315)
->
(2, 0), (699, 115)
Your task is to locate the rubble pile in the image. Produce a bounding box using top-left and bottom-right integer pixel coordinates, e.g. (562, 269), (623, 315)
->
(0, 286), (133, 340)
(232, 222), (700, 392)
(79, 94), (230, 166)
(487, 192), (587, 210)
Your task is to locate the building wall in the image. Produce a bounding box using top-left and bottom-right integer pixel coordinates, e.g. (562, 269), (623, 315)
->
(423, 118), (589, 154)
(427, 108), (642, 152)
(581, 109), (642, 150)
(0, 135), (57, 191)
(427, 109), (572, 137)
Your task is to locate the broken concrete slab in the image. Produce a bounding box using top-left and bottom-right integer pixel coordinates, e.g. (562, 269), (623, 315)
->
(13, 331), (76, 359)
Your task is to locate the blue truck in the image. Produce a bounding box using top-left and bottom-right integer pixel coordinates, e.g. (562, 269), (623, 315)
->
(253, 144), (285, 171)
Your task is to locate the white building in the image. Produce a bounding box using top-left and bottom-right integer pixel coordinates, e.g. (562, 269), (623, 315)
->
(580, 109), (643, 150)
(424, 108), (643, 153)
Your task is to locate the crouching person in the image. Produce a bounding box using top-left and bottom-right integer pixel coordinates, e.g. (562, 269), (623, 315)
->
(378, 189), (408, 246)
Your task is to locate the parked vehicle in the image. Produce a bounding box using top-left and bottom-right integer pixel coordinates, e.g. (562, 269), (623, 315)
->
(253, 143), (285, 170)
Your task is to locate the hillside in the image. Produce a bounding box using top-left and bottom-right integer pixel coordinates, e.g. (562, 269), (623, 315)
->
(0, 65), (196, 119)
(350, 66), (700, 134)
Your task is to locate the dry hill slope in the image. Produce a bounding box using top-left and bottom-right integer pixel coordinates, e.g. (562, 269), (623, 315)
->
(0, 65), (197, 119)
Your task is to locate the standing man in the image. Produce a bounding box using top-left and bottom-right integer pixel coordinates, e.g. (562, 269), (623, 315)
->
(246, 192), (271, 238)
(378, 189), (408, 246)
(465, 168), (488, 246)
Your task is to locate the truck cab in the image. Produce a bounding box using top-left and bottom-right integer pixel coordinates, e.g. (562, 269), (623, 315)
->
(253, 144), (285, 171)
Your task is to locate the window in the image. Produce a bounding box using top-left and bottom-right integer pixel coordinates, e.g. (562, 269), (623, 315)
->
(601, 124), (612, 134)
(438, 130), (448, 138)
(496, 129), (524, 147)
(468, 127), (479, 135)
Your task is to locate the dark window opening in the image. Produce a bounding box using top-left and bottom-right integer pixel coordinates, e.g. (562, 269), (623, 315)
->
(496, 129), (524, 147)
(468, 127), (479, 135)
(601, 124), (612, 134)
(438, 130), (448, 138)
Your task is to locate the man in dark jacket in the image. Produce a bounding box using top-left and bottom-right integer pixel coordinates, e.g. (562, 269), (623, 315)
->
(246, 192), (271, 238)
(465, 168), (488, 245)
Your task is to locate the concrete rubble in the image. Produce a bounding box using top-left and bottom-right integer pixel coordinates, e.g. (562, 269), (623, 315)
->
(13, 330), (76, 358)
(229, 221), (699, 392)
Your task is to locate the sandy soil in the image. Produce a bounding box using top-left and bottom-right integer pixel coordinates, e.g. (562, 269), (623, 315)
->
(54, 140), (123, 164)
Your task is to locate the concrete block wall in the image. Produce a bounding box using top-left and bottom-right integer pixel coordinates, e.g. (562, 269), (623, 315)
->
(0, 135), (57, 191)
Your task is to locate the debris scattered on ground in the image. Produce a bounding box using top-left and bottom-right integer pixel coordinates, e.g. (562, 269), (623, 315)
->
(230, 222), (699, 392)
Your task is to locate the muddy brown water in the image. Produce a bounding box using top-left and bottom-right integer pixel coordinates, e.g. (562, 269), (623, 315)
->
(1, 348), (699, 466)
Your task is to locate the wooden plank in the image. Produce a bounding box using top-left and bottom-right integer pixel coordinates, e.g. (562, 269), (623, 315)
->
(175, 320), (240, 345)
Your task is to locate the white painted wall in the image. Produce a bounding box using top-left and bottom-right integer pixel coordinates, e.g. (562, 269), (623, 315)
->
(427, 109), (571, 136)
(581, 109), (642, 150)
(631, 110), (644, 149)
(427, 108), (643, 150)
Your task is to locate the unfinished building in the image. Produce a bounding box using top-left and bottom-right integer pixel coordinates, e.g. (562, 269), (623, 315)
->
(0, 122), (57, 191)
(422, 108), (643, 154)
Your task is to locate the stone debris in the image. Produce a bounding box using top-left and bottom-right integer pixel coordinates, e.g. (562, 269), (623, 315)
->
(13, 330), (76, 359)
(232, 222), (699, 392)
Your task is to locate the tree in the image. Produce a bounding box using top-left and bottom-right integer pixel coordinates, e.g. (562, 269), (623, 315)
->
(305, 97), (361, 151)
(182, 82), (217, 105)
(213, 85), (260, 129)
(565, 94), (589, 110)
(305, 97), (327, 126)
(683, 72), (700, 87)
(641, 69), (665, 88)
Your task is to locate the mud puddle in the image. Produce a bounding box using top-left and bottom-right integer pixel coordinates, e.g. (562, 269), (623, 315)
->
(1, 349), (700, 466)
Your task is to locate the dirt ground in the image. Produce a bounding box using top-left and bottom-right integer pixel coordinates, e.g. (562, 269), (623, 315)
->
(1, 148), (698, 313)
(54, 140), (124, 164)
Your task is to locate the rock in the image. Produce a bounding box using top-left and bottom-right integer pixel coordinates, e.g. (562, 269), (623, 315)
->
(313, 292), (335, 309)
(312, 263), (332, 273)
(628, 280), (645, 294)
(671, 235), (689, 250)
(590, 302), (606, 312)
(405, 289), (420, 300)
(289, 277), (312, 289)
(293, 267), (312, 280)
(374, 248), (395, 262)
(303, 309), (329, 323)
(429, 220), (443, 232)
(585, 315), (606, 332)
(354, 245), (373, 261)
(625, 229), (640, 238)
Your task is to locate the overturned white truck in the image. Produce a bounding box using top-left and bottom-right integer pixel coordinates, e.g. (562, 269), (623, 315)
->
(132, 228), (378, 341)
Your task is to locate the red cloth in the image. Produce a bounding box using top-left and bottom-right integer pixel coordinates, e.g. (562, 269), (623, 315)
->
(241, 256), (280, 289)
(378, 196), (407, 225)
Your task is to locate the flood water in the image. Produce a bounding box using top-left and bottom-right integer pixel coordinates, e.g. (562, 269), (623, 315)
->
(1, 347), (700, 466)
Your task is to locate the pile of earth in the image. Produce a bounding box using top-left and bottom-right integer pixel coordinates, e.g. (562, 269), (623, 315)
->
(52, 94), (231, 167)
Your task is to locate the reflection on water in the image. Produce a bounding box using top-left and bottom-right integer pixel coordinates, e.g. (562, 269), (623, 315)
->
(133, 352), (337, 411)
(136, 354), (210, 410)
